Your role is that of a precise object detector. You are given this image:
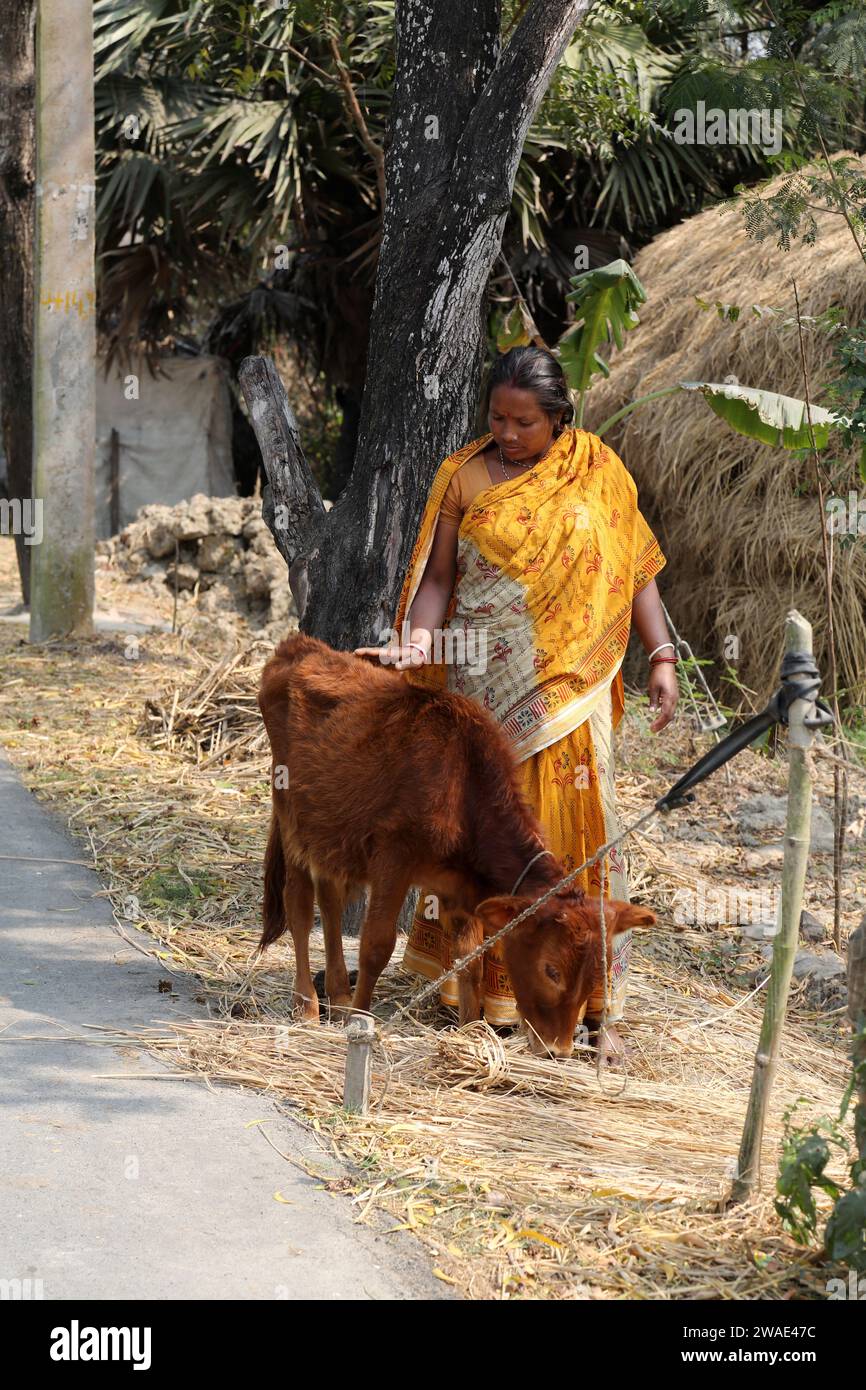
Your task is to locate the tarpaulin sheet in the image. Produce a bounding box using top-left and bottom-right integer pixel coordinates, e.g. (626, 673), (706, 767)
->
(95, 355), (235, 538)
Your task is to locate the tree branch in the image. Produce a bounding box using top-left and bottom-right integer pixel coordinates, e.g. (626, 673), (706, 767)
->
(238, 356), (328, 623)
(327, 34), (386, 213)
(450, 0), (594, 213)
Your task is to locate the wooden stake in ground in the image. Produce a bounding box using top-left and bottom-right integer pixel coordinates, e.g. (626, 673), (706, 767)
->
(343, 1014), (375, 1115)
(29, 0), (95, 641)
(730, 609), (817, 1203)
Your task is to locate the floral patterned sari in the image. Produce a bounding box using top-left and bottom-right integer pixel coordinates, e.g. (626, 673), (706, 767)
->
(392, 426), (665, 1024)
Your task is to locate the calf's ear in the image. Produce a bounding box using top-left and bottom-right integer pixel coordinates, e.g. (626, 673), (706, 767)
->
(447, 908), (483, 953)
(474, 895), (533, 933)
(608, 900), (656, 933)
(555, 885), (585, 905)
(299, 669), (345, 714)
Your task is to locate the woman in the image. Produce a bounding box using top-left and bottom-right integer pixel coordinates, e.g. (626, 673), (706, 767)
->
(354, 347), (677, 1066)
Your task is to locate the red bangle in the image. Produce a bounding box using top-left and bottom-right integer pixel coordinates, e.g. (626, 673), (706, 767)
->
(650, 655), (678, 664)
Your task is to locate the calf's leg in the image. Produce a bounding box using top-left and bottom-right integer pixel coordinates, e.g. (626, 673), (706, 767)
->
(448, 910), (484, 1025)
(284, 859), (319, 1022)
(353, 870), (413, 1014)
(314, 875), (353, 1013)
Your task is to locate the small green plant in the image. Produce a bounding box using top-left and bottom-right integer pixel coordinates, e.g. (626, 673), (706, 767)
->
(844, 705), (866, 763)
(776, 1104), (851, 1243)
(734, 153), (866, 262)
(775, 1024), (866, 1270)
(674, 651), (735, 722)
(138, 866), (218, 910)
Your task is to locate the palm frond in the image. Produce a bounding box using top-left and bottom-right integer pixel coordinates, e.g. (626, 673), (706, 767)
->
(563, 5), (679, 115)
(93, 0), (182, 79)
(98, 151), (172, 233)
(591, 133), (719, 230)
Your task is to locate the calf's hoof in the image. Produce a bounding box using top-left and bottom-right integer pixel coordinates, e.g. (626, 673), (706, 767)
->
(329, 998), (356, 1025)
(292, 992), (320, 1023)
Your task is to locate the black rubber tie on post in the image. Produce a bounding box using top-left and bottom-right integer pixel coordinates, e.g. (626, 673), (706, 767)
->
(655, 650), (834, 813)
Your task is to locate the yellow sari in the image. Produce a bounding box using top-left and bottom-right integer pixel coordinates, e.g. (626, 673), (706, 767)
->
(393, 426), (666, 1025)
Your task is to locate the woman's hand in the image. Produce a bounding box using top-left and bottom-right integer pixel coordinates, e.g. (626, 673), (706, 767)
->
(647, 662), (678, 732)
(353, 642), (428, 670)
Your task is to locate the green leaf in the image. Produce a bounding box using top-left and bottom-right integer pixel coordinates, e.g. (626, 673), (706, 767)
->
(693, 296), (741, 322)
(558, 259), (647, 396)
(678, 381), (851, 450)
(495, 304), (532, 353)
(824, 1188), (866, 1271)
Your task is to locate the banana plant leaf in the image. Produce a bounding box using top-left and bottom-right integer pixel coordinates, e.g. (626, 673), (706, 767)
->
(559, 259), (646, 396)
(678, 381), (850, 450)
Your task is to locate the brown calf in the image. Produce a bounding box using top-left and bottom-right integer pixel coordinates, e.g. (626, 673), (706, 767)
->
(257, 632), (654, 1056)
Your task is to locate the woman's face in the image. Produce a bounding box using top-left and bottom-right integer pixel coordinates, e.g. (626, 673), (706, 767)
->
(488, 384), (559, 462)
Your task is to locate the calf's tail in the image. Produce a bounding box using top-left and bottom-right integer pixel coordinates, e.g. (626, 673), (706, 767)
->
(260, 811), (287, 951)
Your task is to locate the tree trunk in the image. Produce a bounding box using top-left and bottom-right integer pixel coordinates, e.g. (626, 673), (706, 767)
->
(241, 0), (592, 647)
(0, 0), (36, 605)
(29, 0), (96, 640)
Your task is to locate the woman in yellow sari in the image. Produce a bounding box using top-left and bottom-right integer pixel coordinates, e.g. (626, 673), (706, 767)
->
(354, 347), (678, 1066)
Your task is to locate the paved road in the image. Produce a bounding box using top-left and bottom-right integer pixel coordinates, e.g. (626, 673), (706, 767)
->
(0, 748), (450, 1301)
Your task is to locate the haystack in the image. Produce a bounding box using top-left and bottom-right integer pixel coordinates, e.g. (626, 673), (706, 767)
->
(585, 158), (866, 709)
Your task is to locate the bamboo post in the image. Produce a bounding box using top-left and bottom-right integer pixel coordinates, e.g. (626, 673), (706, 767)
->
(730, 610), (817, 1203)
(343, 1014), (375, 1114)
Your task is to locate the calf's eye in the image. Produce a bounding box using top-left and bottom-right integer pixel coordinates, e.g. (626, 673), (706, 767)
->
(544, 963), (561, 984)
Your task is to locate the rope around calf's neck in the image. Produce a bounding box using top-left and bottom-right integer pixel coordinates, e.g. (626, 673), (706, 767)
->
(380, 802), (660, 1036)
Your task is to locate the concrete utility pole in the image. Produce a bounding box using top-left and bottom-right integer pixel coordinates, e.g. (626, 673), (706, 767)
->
(29, 0), (95, 641)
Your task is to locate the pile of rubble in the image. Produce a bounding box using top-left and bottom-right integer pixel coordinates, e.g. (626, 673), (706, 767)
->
(96, 494), (301, 631)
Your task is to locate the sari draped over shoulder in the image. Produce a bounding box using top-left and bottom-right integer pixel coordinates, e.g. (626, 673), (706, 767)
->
(392, 426), (666, 1027)
(393, 427), (665, 750)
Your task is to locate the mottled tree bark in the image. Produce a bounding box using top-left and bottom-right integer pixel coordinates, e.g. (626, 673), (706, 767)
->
(0, 0), (36, 603)
(241, 0), (593, 645)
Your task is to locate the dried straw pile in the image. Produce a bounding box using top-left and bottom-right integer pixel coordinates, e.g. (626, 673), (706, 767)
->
(138, 639), (273, 772)
(585, 157), (866, 708)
